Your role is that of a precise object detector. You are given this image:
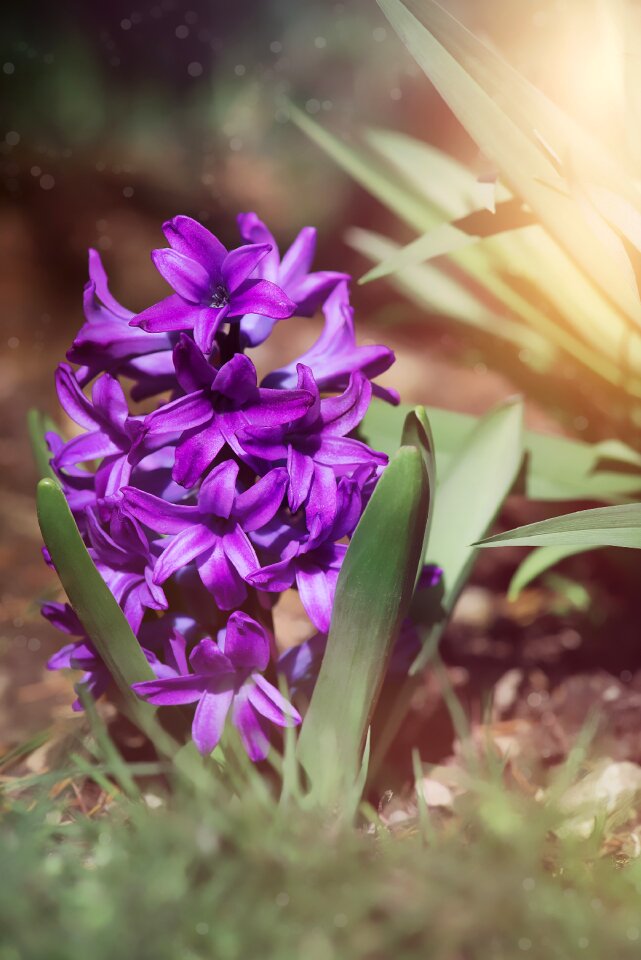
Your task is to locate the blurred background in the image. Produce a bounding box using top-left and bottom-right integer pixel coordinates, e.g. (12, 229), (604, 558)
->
(1, 0), (630, 751)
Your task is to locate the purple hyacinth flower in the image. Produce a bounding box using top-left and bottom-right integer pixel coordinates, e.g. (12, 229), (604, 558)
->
(43, 601), (172, 710)
(138, 335), (313, 487)
(68, 249), (174, 394)
(264, 281), (399, 404)
(52, 364), (143, 501)
(132, 612), (301, 759)
(85, 507), (168, 634)
(248, 510), (356, 633)
(239, 363), (387, 530)
(131, 215), (297, 355)
(123, 460), (288, 610)
(237, 212), (349, 346)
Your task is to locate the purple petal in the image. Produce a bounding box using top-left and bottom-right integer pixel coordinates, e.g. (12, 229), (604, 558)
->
(287, 271), (350, 316)
(305, 464), (337, 532)
(189, 637), (235, 676)
(55, 364), (101, 430)
(153, 524), (217, 583)
(152, 248), (212, 302)
(213, 353), (258, 404)
(232, 686), (271, 761)
(132, 294), (197, 333)
(88, 248), (133, 320)
(173, 333), (217, 393)
(229, 279), (296, 320)
(222, 243), (271, 292)
(296, 562), (336, 633)
(47, 641), (78, 671)
(232, 468), (288, 532)
(173, 421), (225, 487)
(41, 602), (84, 637)
(248, 387), (313, 427)
(313, 434), (388, 468)
(163, 215), (227, 273)
(122, 486), (200, 534)
(221, 524), (260, 579)
(287, 448), (314, 513)
(192, 684), (235, 755)
(91, 373), (129, 427)
(237, 213), (280, 277)
(318, 372), (371, 436)
(54, 430), (120, 468)
(249, 674), (301, 727)
(247, 557), (296, 593)
(193, 305), (228, 355)
(221, 611), (270, 671)
(198, 459), (239, 518)
(132, 674), (206, 706)
(278, 226), (316, 285)
(144, 391), (212, 436)
(196, 540), (248, 609)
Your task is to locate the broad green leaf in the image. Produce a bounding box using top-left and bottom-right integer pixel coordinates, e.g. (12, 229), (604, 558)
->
(508, 544), (598, 600)
(297, 446), (429, 804)
(479, 503), (641, 550)
(27, 409), (56, 481)
(376, 0), (641, 331)
(411, 397), (524, 672)
(361, 399), (641, 503)
(36, 478), (156, 718)
(402, 406), (437, 581)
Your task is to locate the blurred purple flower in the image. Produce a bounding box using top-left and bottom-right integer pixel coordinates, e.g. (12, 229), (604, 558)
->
(131, 216), (296, 355)
(132, 612), (300, 759)
(237, 212), (348, 346)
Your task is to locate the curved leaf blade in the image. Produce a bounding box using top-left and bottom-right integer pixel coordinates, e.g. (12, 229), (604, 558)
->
(508, 544), (599, 600)
(479, 503), (641, 550)
(297, 446), (430, 803)
(36, 478), (156, 718)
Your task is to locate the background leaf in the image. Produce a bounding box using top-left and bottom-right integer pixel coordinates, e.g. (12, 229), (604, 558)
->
(508, 544), (599, 600)
(479, 503), (641, 550)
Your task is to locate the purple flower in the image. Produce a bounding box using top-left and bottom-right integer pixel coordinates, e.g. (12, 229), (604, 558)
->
(52, 364), (142, 501)
(68, 249), (174, 396)
(264, 281), (399, 403)
(85, 507), (168, 633)
(132, 612), (301, 759)
(43, 602), (171, 710)
(237, 213), (349, 346)
(131, 216), (297, 355)
(248, 514), (350, 633)
(123, 460), (288, 610)
(240, 363), (386, 530)
(139, 336), (313, 487)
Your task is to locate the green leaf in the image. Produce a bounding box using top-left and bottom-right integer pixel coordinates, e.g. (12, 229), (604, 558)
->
(36, 478), (156, 719)
(508, 544), (598, 600)
(479, 503), (641, 550)
(297, 446), (430, 804)
(27, 409), (56, 481)
(361, 399), (641, 503)
(376, 0), (641, 331)
(411, 397), (524, 673)
(401, 406), (437, 573)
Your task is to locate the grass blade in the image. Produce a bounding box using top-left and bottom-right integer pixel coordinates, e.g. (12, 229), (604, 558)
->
(479, 502), (641, 550)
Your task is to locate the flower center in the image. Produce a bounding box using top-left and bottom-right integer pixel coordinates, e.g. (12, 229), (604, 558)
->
(210, 285), (230, 309)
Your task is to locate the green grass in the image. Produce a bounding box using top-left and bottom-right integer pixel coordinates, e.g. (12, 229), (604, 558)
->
(4, 752), (641, 960)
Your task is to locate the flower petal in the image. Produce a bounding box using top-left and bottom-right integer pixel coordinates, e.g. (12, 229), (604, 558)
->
(152, 248), (212, 302)
(221, 611), (270, 671)
(163, 215), (227, 272)
(192, 685), (235, 755)
(88, 248), (133, 320)
(213, 353), (258, 404)
(247, 557), (295, 593)
(173, 421), (225, 488)
(55, 363), (102, 430)
(54, 430), (120, 469)
(232, 686), (271, 761)
(221, 524), (260, 578)
(153, 525), (217, 583)
(91, 373), (129, 427)
(189, 637), (235, 675)
(232, 468), (288, 532)
(196, 540), (248, 610)
(193, 305), (228, 355)
(249, 673), (301, 727)
(198, 459), (239, 518)
(122, 486), (200, 534)
(131, 294), (197, 333)
(295, 562), (336, 633)
(229, 279), (296, 320)
(222, 242), (271, 292)
(132, 674), (207, 706)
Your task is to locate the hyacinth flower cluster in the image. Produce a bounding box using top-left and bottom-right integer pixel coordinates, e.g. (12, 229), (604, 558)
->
(42, 213), (403, 761)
